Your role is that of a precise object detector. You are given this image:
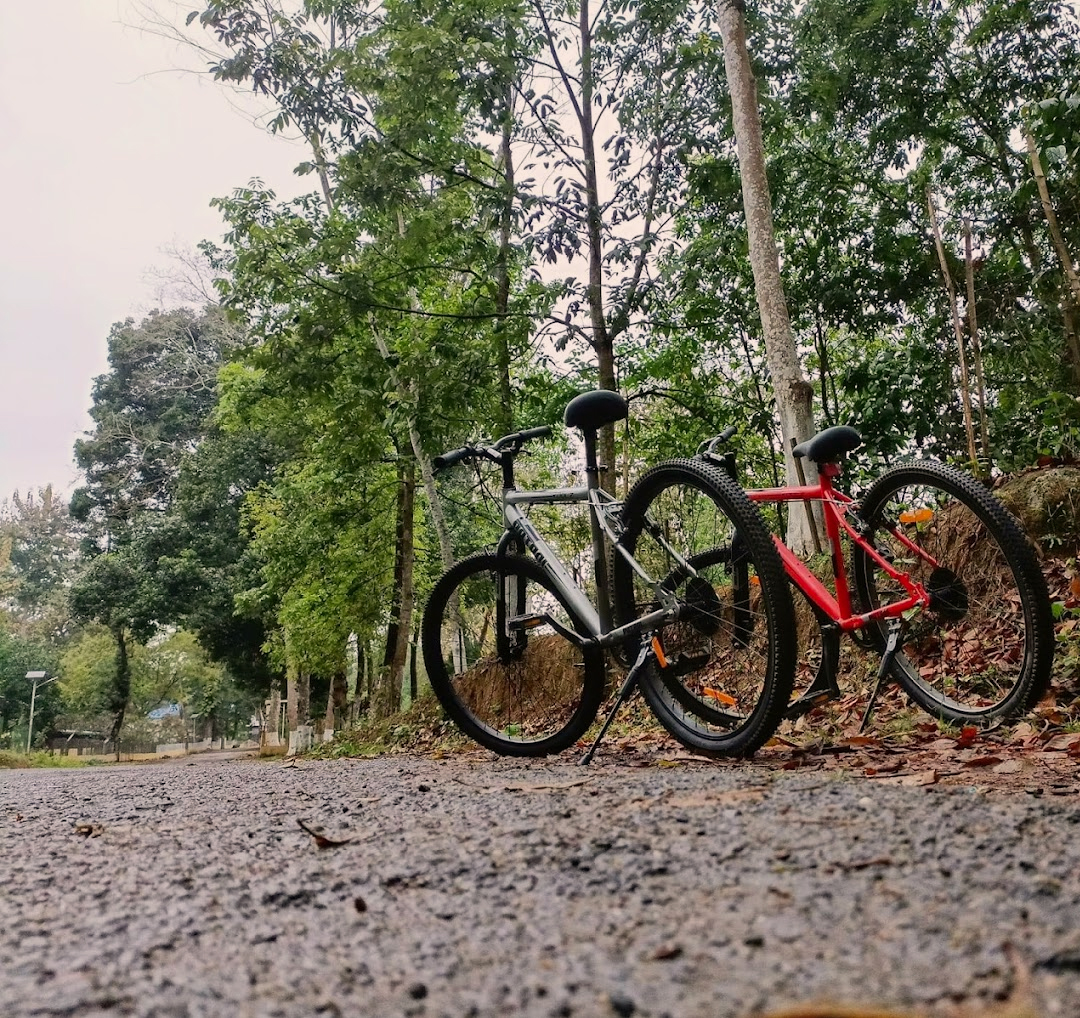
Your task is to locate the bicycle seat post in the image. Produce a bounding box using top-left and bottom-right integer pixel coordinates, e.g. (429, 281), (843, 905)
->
(564, 390), (629, 635)
(583, 424), (614, 633)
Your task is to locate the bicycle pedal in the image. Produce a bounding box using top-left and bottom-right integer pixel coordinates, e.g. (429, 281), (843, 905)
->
(661, 652), (710, 676)
(783, 686), (840, 720)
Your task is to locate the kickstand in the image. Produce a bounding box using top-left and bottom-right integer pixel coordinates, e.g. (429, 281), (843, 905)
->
(859, 618), (905, 733)
(580, 640), (653, 766)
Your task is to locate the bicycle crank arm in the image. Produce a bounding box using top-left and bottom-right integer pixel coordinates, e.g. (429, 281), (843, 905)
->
(515, 613), (598, 655)
(661, 651), (711, 677)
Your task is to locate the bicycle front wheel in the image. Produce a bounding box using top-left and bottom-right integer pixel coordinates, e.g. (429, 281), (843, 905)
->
(852, 460), (1054, 725)
(421, 552), (605, 756)
(611, 460), (796, 756)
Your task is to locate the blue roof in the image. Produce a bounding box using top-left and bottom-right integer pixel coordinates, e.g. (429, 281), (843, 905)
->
(147, 703), (182, 720)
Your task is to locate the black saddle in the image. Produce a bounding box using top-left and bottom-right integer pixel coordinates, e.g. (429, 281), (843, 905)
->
(792, 425), (863, 464)
(564, 390), (628, 432)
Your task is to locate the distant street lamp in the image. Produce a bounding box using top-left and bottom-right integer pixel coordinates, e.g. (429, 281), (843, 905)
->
(26, 672), (58, 754)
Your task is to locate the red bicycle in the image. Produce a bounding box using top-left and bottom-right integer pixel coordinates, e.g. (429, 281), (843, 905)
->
(611, 424), (1054, 732)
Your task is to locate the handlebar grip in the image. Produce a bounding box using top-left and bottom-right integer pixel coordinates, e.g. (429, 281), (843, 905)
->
(518, 425), (553, 443)
(494, 424), (553, 450)
(433, 447), (473, 471)
(719, 425), (738, 442)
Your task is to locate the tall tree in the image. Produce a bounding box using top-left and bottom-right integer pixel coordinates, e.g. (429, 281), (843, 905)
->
(0, 486), (81, 640)
(717, 0), (817, 546)
(69, 307), (243, 745)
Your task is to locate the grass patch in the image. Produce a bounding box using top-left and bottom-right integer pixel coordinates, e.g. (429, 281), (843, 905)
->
(307, 692), (473, 760)
(0, 750), (93, 769)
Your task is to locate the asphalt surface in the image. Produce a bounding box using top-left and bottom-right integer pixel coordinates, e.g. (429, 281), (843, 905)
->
(2, 751), (1079, 1018)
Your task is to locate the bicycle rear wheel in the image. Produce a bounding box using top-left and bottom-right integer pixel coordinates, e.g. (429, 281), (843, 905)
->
(611, 459), (796, 756)
(851, 460), (1053, 725)
(421, 552), (605, 756)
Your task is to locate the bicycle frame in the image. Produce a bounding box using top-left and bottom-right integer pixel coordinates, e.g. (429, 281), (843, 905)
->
(746, 461), (938, 632)
(493, 484), (683, 655)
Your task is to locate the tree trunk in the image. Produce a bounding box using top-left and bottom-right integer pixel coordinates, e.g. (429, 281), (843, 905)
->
(346, 633), (359, 703)
(409, 615), (420, 704)
(108, 624), (130, 760)
(383, 456), (411, 671)
(495, 69), (517, 437)
(296, 671), (310, 731)
(349, 643), (369, 724)
(368, 316), (456, 576)
(286, 653), (299, 733)
(577, 0), (618, 491)
(383, 457), (416, 717)
(325, 669), (347, 734)
(718, 2), (818, 551)
(264, 677), (283, 748)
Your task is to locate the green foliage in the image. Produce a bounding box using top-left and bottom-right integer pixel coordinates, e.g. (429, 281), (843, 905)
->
(0, 750), (90, 769)
(63, 0), (1075, 742)
(68, 307), (254, 740)
(0, 487), (81, 637)
(0, 624), (60, 750)
(58, 628), (254, 738)
(641, 0), (1080, 476)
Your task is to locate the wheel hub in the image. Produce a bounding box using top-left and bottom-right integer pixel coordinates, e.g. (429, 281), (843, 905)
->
(927, 566), (968, 621)
(681, 575), (722, 636)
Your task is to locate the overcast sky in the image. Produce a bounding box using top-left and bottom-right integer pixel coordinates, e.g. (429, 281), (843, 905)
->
(0, 1), (306, 502)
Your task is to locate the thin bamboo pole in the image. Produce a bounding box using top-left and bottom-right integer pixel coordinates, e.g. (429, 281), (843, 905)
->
(1025, 128), (1080, 387)
(927, 188), (979, 471)
(963, 218), (991, 465)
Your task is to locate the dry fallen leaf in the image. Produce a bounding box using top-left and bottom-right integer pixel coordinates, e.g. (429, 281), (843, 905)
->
(956, 725), (980, 749)
(651, 944), (683, 961)
(864, 759), (903, 776)
(1010, 722), (1038, 743)
(501, 778), (593, 792)
(964, 755), (1004, 768)
(992, 759), (1027, 775)
(296, 818), (353, 848)
(874, 770), (938, 787)
(74, 823), (103, 838)
(757, 1008), (924, 1017)
(1041, 733), (1080, 752)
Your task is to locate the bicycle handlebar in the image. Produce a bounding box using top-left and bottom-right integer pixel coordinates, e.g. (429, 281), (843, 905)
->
(696, 425), (738, 457)
(432, 446), (475, 471)
(495, 424), (553, 450)
(433, 425), (554, 472)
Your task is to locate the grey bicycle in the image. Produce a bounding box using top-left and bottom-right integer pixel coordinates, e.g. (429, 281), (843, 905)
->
(421, 390), (797, 760)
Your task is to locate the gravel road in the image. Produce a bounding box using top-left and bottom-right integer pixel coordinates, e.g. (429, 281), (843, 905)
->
(2, 750), (1079, 1018)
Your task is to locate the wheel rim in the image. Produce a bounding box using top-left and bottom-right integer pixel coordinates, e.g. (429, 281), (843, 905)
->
(438, 562), (592, 746)
(623, 481), (779, 737)
(858, 476), (1033, 718)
